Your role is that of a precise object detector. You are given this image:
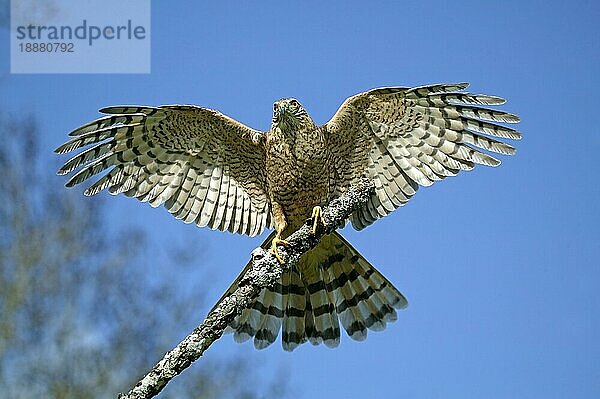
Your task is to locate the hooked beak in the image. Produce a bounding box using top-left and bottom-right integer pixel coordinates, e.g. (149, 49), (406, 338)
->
(273, 103), (288, 124)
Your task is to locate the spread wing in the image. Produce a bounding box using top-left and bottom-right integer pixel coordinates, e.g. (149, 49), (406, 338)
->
(56, 105), (272, 237)
(325, 83), (521, 230)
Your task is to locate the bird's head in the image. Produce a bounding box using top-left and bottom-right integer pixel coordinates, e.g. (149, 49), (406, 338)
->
(271, 98), (316, 132)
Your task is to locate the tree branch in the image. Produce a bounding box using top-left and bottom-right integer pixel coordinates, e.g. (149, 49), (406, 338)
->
(118, 179), (375, 399)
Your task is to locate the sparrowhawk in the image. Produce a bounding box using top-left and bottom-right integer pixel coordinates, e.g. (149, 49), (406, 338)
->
(56, 83), (520, 351)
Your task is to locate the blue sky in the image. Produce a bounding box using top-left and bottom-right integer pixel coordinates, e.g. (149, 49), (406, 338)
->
(1, 1), (599, 398)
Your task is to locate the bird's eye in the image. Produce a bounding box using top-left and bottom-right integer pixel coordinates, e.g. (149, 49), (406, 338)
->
(290, 99), (299, 107)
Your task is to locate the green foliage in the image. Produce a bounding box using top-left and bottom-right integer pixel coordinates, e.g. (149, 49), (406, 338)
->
(0, 115), (284, 398)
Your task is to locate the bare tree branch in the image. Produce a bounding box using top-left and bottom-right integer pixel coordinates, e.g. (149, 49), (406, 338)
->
(118, 179), (375, 399)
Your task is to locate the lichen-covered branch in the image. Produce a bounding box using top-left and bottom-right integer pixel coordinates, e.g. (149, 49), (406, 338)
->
(118, 179), (375, 399)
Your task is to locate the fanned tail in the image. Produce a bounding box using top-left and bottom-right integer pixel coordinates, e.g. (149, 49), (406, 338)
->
(221, 231), (407, 351)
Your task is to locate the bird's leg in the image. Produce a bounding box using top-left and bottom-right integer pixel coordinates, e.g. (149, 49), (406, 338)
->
(270, 232), (289, 264)
(269, 201), (289, 264)
(310, 205), (326, 234)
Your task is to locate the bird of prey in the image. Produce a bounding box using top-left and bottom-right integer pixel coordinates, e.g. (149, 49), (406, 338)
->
(55, 83), (520, 351)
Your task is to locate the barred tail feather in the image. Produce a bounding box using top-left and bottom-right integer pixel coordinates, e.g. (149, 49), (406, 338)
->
(221, 231), (407, 351)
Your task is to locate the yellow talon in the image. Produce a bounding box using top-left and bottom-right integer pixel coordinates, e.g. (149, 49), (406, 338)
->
(270, 235), (290, 264)
(311, 206), (326, 234)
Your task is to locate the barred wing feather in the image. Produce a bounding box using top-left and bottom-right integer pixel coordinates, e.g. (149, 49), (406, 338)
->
(325, 83), (520, 230)
(55, 105), (271, 236)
